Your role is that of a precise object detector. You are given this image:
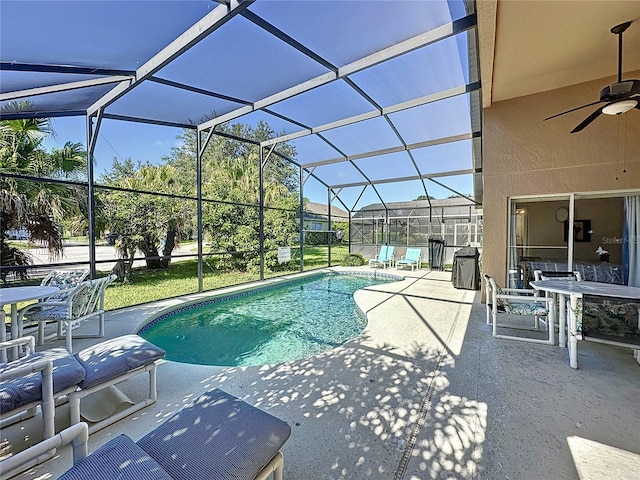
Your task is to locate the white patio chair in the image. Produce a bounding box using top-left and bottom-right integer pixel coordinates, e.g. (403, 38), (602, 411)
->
(533, 269), (582, 282)
(533, 269), (582, 345)
(40, 269), (90, 297)
(484, 274), (555, 345)
(19, 275), (116, 352)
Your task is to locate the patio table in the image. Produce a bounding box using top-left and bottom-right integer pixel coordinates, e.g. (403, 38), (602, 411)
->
(530, 280), (640, 368)
(0, 286), (59, 360)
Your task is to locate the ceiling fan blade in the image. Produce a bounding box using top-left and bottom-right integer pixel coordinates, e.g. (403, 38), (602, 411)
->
(570, 107), (604, 133)
(544, 100), (604, 121)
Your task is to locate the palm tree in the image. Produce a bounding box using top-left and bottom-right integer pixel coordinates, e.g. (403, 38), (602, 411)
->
(1, 103), (87, 283)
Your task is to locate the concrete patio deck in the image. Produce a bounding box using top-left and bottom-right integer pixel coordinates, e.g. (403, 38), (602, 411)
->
(3, 268), (639, 479)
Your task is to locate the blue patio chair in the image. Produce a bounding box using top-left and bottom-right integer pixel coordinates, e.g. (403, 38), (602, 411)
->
(369, 245), (394, 269)
(396, 248), (422, 271)
(369, 245), (388, 268)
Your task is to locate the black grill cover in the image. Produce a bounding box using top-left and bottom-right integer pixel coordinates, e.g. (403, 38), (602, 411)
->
(451, 247), (480, 290)
(428, 238), (446, 271)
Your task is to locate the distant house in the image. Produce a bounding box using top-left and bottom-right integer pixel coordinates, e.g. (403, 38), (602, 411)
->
(303, 202), (349, 233)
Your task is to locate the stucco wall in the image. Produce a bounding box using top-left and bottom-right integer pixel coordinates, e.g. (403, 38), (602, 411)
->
(482, 71), (640, 285)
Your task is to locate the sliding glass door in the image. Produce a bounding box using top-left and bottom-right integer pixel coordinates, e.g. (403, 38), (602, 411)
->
(508, 191), (639, 287)
(507, 195), (570, 287)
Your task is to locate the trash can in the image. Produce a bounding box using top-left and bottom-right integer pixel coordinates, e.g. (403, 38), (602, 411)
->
(428, 238), (446, 271)
(451, 246), (480, 290)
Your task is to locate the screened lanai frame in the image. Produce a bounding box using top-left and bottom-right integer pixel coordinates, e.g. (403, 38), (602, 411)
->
(1, 0), (483, 297)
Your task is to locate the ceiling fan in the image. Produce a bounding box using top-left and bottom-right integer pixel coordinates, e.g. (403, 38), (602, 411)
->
(545, 20), (640, 133)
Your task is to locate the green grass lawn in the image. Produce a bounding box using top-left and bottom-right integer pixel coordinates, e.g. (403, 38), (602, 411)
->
(1, 245), (352, 314)
(103, 244), (350, 310)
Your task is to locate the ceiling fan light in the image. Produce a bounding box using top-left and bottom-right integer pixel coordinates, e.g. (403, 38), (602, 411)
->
(602, 99), (638, 115)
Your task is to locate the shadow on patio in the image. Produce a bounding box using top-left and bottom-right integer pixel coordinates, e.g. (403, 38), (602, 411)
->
(3, 269), (639, 479)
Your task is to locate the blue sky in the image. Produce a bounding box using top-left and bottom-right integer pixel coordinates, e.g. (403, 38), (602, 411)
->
(44, 117), (182, 173)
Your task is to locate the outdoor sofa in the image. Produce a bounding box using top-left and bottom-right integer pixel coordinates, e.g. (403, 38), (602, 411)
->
(3, 388), (292, 480)
(0, 334), (165, 478)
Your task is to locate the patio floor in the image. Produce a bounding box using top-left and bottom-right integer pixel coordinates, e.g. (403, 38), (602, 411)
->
(4, 268), (639, 479)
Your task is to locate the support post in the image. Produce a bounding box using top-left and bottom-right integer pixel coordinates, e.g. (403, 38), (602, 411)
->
(327, 188), (332, 266)
(196, 129), (204, 292)
(299, 165), (304, 272)
(86, 111), (102, 279)
(259, 147), (265, 280)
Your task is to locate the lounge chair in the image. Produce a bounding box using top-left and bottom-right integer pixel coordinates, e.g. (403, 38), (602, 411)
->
(0, 339), (59, 478)
(369, 245), (395, 269)
(3, 388), (292, 480)
(0, 335), (165, 478)
(396, 248), (422, 271)
(19, 274), (116, 352)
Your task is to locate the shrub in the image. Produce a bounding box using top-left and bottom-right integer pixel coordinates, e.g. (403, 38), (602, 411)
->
(304, 231), (342, 246)
(341, 252), (366, 267)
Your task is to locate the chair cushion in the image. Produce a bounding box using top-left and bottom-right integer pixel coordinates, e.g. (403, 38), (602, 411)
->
(582, 301), (640, 342)
(58, 434), (173, 480)
(26, 306), (68, 321)
(0, 348), (85, 413)
(138, 388), (291, 480)
(508, 302), (548, 316)
(74, 335), (165, 389)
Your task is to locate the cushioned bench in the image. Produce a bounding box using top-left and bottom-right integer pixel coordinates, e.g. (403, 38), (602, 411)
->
(5, 388), (292, 480)
(0, 335), (165, 478)
(67, 334), (165, 433)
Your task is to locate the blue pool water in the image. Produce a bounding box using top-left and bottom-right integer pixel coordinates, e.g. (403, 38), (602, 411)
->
(139, 272), (397, 367)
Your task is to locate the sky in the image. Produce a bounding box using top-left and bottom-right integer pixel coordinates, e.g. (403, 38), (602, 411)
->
(22, 0), (477, 209)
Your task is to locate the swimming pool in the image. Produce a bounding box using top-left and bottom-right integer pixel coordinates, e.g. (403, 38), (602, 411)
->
(138, 271), (400, 367)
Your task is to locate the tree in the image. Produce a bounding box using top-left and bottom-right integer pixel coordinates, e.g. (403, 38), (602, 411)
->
(414, 194), (435, 201)
(1, 103), (86, 283)
(98, 162), (194, 278)
(164, 121), (300, 273)
(200, 149), (299, 273)
(99, 119), (300, 276)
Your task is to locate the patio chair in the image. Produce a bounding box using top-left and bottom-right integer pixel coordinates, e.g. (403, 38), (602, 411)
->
(567, 293), (640, 368)
(0, 334), (165, 476)
(40, 269), (90, 301)
(533, 270), (582, 346)
(533, 270), (582, 282)
(396, 248), (422, 271)
(484, 274), (555, 345)
(19, 274), (117, 352)
(4, 388), (292, 480)
(369, 245), (395, 269)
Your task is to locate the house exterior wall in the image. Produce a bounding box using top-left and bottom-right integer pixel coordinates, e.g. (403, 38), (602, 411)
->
(482, 71), (640, 285)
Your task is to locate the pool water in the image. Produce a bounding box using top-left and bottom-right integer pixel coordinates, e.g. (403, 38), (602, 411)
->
(139, 273), (396, 366)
